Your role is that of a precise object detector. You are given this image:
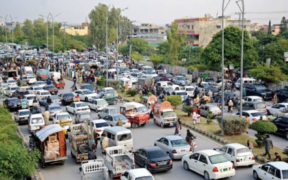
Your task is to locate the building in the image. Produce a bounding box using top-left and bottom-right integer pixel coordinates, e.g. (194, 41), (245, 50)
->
(131, 23), (167, 46)
(174, 14), (251, 47)
(272, 24), (281, 35)
(61, 22), (89, 36)
(0, 21), (16, 30)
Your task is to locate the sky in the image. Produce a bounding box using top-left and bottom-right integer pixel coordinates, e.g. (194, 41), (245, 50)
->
(0, 0), (288, 26)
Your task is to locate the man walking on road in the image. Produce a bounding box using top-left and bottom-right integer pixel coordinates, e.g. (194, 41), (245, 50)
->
(263, 134), (273, 159)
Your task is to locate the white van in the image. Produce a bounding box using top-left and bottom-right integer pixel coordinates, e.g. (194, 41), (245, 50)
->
(235, 78), (256, 89)
(29, 114), (45, 133)
(24, 66), (33, 76)
(101, 127), (133, 152)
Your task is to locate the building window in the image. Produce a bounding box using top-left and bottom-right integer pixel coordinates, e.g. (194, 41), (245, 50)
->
(192, 25), (194, 29)
(216, 25), (221, 29)
(188, 25), (190, 29)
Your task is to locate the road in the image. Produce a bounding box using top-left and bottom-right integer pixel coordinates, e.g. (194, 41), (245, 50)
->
(6, 79), (283, 180)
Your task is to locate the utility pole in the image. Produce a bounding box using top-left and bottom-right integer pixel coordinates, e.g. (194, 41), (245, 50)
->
(62, 22), (67, 51)
(106, 5), (111, 87)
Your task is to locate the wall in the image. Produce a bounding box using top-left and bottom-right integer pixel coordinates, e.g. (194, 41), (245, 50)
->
(64, 25), (89, 36)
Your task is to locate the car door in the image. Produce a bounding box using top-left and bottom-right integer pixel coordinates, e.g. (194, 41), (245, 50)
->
(188, 153), (200, 172)
(198, 154), (209, 175)
(267, 166), (280, 180)
(270, 104), (280, 115)
(258, 164), (270, 179)
(226, 147), (235, 163)
(104, 115), (113, 126)
(160, 138), (169, 153)
(67, 103), (74, 113)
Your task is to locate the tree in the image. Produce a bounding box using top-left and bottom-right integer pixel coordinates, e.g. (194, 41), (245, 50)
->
(280, 16), (287, 33)
(119, 17), (133, 42)
(250, 120), (277, 147)
(131, 53), (144, 61)
(167, 95), (182, 108)
(249, 64), (288, 83)
(149, 54), (164, 67)
(167, 22), (186, 64)
(202, 26), (258, 70)
(268, 20), (272, 35)
(22, 19), (34, 44)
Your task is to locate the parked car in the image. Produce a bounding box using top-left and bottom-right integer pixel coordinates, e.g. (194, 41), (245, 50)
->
(235, 110), (268, 124)
(75, 111), (91, 124)
(134, 147), (173, 173)
(14, 109), (30, 124)
(154, 135), (192, 159)
(103, 114), (131, 128)
(239, 101), (267, 114)
(267, 103), (288, 116)
(3, 98), (21, 110)
(98, 107), (119, 118)
(275, 89), (288, 103)
(182, 150), (235, 180)
(243, 96), (264, 102)
(60, 93), (74, 105)
(66, 102), (90, 115)
(88, 98), (108, 112)
(270, 116), (288, 140)
(244, 83), (273, 100)
(253, 162), (288, 180)
(199, 104), (221, 118)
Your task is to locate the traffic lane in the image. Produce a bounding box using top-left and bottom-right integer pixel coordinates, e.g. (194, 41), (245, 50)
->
(131, 122), (253, 180)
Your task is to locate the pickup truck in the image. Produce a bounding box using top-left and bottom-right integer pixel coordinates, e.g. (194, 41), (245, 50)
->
(104, 146), (135, 179)
(80, 160), (109, 180)
(214, 143), (255, 167)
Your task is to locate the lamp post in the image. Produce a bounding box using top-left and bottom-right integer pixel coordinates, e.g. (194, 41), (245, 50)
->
(39, 14), (50, 51)
(106, 5), (111, 87)
(116, 7), (128, 80)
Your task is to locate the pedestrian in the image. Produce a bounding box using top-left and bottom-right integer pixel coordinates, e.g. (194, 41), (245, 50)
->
(263, 134), (273, 160)
(218, 97), (222, 108)
(101, 133), (109, 155)
(88, 147), (97, 160)
(73, 76), (77, 87)
(208, 90), (213, 98)
(116, 118), (123, 126)
(246, 140), (253, 151)
(174, 118), (182, 135)
(228, 99), (234, 113)
(273, 93), (277, 105)
(94, 131), (99, 148)
(245, 115), (251, 134)
(274, 152), (282, 161)
(44, 110), (50, 125)
(192, 112), (197, 125)
(231, 81), (235, 92)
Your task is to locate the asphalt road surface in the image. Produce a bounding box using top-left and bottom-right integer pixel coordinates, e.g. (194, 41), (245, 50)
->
(5, 79), (285, 180)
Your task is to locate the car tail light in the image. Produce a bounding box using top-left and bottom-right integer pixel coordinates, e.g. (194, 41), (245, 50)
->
(77, 109), (81, 111)
(189, 147), (192, 152)
(232, 163), (234, 169)
(149, 162), (157, 167)
(252, 156), (255, 160)
(172, 150), (177, 154)
(212, 167), (219, 172)
(96, 129), (102, 132)
(236, 159), (240, 162)
(169, 159), (173, 165)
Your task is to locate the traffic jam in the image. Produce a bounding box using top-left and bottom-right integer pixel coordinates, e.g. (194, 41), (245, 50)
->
(0, 49), (288, 180)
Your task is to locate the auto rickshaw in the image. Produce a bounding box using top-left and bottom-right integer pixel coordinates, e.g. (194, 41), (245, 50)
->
(59, 119), (72, 137)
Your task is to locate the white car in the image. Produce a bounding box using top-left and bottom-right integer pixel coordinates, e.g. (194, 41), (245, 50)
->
(53, 112), (72, 124)
(101, 87), (118, 97)
(24, 94), (37, 106)
(74, 89), (98, 102)
(35, 81), (46, 88)
(91, 119), (110, 138)
(214, 143), (255, 167)
(66, 102), (90, 115)
(253, 161), (288, 180)
(235, 110), (268, 124)
(6, 79), (17, 86)
(22, 75), (36, 84)
(267, 103), (288, 116)
(30, 86), (44, 94)
(14, 109), (30, 124)
(181, 86), (195, 97)
(29, 114), (45, 133)
(88, 99), (108, 112)
(121, 169), (154, 180)
(103, 114), (131, 128)
(98, 107), (119, 118)
(172, 90), (188, 102)
(123, 75), (138, 84)
(156, 81), (180, 91)
(0, 83), (8, 93)
(244, 96), (264, 102)
(182, 150), (235, 180)
(5, 86), (20, 97)
(35, 90), (51, 100)
(142, 71), (158, 78)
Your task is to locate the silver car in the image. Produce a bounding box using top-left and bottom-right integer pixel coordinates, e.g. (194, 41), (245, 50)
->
(154, 135), (191, 159)
(199, 104), (221, 118)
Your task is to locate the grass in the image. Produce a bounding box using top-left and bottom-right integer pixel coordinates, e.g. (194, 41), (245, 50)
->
(117, 90), (141, 103)
(175, 108), (288, 162)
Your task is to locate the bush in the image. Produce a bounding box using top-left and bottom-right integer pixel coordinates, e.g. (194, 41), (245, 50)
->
(26, 59), (36, 65)
(217, 116), (247, 135)
(250, 120), (277, 147)
(167, 95), (182, 108)
(97, 76), (105, 86)
(107, 80), (121, 90)
(182, 106), (193, 116)
(127, 89), (137, 97)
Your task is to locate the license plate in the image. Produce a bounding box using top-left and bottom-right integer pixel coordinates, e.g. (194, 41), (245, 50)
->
(223, 168), (227, 172)
(158, 161), (166, 165)
(181, 150), (186, 152)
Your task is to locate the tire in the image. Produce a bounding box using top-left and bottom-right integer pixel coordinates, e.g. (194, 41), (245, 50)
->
(41, 156), (45, 168)
(85, 97), (88, 102)
(204, 171), (210, 180)
(98, 114), (101, 118)
(60, 160), (65, 165)
(161, 123), (164, 128)
(132, 123), (137, 128)
(253, 171), (260, 180)
(183, 161), (189, 170)
(267, 110), (271, 115)
(109, 171), (114, 179)
(78, 144), (89, 154)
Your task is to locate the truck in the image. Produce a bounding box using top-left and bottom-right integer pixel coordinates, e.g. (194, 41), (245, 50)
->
(80, 160), (109, 180)
(69, 124), (89, 163)
(152, 101), (177, 128)
(214, 143), (255, 167)
(104, 146), (135, 179)
(29, 124), (68, 168)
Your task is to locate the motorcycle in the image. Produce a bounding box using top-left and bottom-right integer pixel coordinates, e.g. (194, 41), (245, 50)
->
(186, 136), (197, 152)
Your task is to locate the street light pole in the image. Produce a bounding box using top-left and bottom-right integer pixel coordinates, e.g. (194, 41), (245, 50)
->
(106, 5), (111, 87)
(39, 14), (50, 51)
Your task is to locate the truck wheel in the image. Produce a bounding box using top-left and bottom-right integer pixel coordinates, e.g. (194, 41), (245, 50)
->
(132, 123), (137, 128)
(60, 160), (65, 165)
(109, 171), (114, 179)
(142, 122), (146, 127)
(85, 97), (88, 102)
(41, 156), (45, 168)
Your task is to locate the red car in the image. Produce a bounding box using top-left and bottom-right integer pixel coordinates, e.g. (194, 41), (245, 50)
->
(43, 85), (58, 95)
(161, 73), (174, 81)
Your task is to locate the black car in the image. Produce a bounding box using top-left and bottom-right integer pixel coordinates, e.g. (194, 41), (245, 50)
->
(134, 147), (173, 173)
(274, 89), (288, 103)
(60, 93), (74, 105)
(12, 90), (30, 99)
(3, 98), (21, 110)
(81, 84), (94, 92)
(244, 83), (273, 100)
(271, 116), (288, 140)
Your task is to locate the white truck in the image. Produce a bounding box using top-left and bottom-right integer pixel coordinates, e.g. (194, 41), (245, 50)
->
(152, 101), (177, 128)
(80, 160), (109, 180)
(214, 143), (255, 167)
(104, 146), (135, 179)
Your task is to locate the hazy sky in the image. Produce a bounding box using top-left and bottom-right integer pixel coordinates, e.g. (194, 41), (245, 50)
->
(1, 0), (287, 26)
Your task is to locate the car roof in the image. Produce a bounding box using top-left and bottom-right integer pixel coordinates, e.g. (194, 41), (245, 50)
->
(18, 109), (30, 112)
(104, 106), (117, 110)
(245, 96), (262, 99)
(55, 112), (69, 116)
(174, 90), (186, 93)
(128, 169), (152, 178)
(243, 110), (262, 113)
(7, 98), (19, 100)
(104, 126), (131, 133)
(198, 150), (221, 156)
(267, 162), (288, 170)
(122, 102), (144, 108)
(278, 103), (288, 105)
(164, 135), (184, 141)
(225, 143), (247, 149)
(30, 114), (43, 118)
(91, 119), (107, 123)
(24, 94), (36, 97)
(142, 146), (163, 152)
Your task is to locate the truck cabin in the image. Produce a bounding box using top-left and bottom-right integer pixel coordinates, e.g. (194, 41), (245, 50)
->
(120, 105), (137, 115)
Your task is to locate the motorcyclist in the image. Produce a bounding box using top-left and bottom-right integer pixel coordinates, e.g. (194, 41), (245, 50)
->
(186, 129), (196, 143)
(46, 96), (52, 105)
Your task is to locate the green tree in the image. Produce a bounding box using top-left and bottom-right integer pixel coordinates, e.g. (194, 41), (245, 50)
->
(119, 17), (133, 42)
(131, 53), (144, 61)
(22, 19), (34, 44)
(268, 20), (272, 35)
(120, 38), (154, 55)
(280, 16), (287, 33)
(202, 26), (258, 70)
(149, 54), (164, 67)
(249, 64), (288, 83)
(167, 22), (186, 64)
(167, 95), (182, 108)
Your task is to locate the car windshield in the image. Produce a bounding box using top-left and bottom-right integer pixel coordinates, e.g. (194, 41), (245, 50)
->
(8, 80), (16, 83)
(63, 93), (74, 97)
(11, 87), (20, 90)
(41, 92), (50, 95)
(82, 85), (92, 89)
(46, 86), (55, 89)
(9, 99), (20, 103)
(26, 96), (35, 100)
(51, 96), (59, 100)
(254, 85), (267, 90)
(97, 100), (107, 105)
(50, 106), (61, 111)
(28, 77), (35, 79)
(113, 114), (127, 121)
(20, 111), (30, 116)
(178, 76), (185, 80)
(95, 122), (109, 128)
(57, 115), (71, 120)
(163, 111), (176, 118)
(256, 103), (266, 109)
(186, 88), (194, 91)
(76, 103), (87, 107)
(148, 150), (167, 159)
(209, 154), (228, 164)
(83, 90), (93, 94)
(137, 106), (148, 113)
(236, 148), (250, 154)
(283, 170), (288, 179)
(35, 87), (42, 90)
(105, 89), (115, 93)
(31, 117), (43, 124)
(117, 133), (132, 141)
(165, 74), (173, 78)
(251, 112), (263, 117)
(176, 92), (186, 95)
(37, 82), (45, 85)
(171, 139), (188, 147)
(135, 177), (154, 180)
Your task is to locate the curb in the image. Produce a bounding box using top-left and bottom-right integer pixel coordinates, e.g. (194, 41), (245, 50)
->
(181, 121), (269, 164)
